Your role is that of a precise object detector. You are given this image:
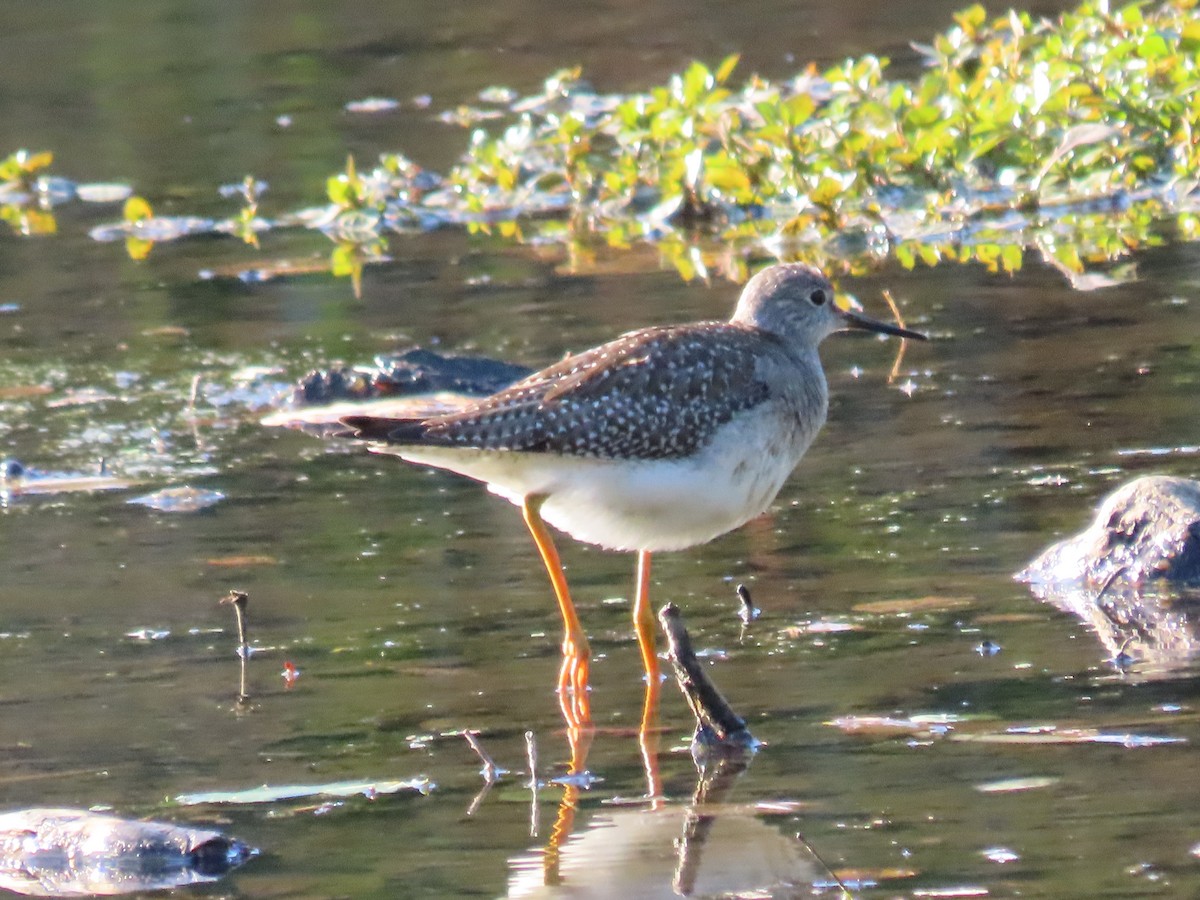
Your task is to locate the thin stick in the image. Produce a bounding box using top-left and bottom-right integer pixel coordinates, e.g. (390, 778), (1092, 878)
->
(881, 289), (909, 384)
(220, 590), (250, 704)
(795, 829), (855, 899)
(187, 373), (202, 415)
(220, 590), (249, 649)
(735, 583), (757, 623)
(525, 730), (540, 838)
(463, 730), (501, 783)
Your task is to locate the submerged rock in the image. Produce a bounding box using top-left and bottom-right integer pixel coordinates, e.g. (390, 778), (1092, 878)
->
(290, 347), (532, 406)
(263, 347), (535, 434)
(1018, 476), (1200, 588)
(1018, 475), (1200, 670)
(0, 808), (256, 896)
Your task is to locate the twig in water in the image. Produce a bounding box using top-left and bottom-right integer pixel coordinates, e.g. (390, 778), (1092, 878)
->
(735, 583), (758, 623)
(463, 730), (502, 783)
(525, 730), (539, 838)
(186, 373), (202, 416)
(881, 289), (909, 385)
(658, 603), (754, 746)
(219, 590), (251, 704)
(462, 730), (507, 817)
(796, 829), (855, 899)
(220, 590), (250, 650)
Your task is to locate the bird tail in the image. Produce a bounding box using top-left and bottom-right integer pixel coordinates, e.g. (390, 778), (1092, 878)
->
(336, 415), (430, 444)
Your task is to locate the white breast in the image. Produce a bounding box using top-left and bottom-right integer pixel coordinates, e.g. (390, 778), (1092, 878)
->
(393, 402), (820, 552)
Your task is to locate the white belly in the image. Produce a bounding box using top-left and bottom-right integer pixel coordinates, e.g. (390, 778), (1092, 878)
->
(386, 405), (817, 552)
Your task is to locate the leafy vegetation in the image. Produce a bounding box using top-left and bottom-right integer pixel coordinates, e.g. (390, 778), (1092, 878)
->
(2, 0), (1199, 288)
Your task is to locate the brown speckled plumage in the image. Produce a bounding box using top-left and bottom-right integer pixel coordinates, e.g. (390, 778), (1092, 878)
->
(390, 323), (778, 459)
(340, 263), (924, 486)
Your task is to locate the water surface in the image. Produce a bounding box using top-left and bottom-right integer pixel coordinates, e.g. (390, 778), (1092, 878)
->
(3, 2), (1200, 898)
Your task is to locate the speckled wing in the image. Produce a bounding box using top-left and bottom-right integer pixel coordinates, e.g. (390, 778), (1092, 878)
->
(352, 323), (778, 461)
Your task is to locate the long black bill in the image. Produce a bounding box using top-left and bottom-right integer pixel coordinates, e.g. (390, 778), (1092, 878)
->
(840, 308), (928, 341)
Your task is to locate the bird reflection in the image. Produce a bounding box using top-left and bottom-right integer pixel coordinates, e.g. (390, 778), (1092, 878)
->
(509, 725), (827, 899)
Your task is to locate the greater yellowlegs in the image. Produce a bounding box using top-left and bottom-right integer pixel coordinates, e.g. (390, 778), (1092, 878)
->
(340, 264), (925, 718)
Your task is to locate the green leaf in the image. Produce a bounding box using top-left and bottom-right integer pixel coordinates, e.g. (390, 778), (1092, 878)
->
(917, 243), (941, 268)
(123, 196), (153, 222)
(1000, 243), (1024, 273)
(810, 176), (843, 207)
(715, 54), (741, 85)
(953, 4), (987, 34)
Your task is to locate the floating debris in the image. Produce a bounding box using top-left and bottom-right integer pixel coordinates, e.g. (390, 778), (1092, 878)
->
(45, 387), (118, 408)
(217, 179), (267, 199)
(828, 714), (964, 737)
(478, 86), (517, 104)
(852, 596), (973, 615)
(88, 215), (215, 244)
(176, 776), (433, 806)
(974, 776), (1060, 793)
(783, 619), (863, 637)
(205, 554), (278, 568)
(0, 807), (256, 897)
(344, 97), (400, 114)
(125, 628), (171, 642)
(74, 183), (133, 204)
(982, 847), (1020, 864)
(952, 726), (1185, 747)
(0, 461), (133, 499)
(127, 486), (225, 512)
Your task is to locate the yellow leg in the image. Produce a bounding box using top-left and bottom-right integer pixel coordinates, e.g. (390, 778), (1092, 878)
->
(523, 495), (591, 724)
(634, 549), (662, 802)
(633, 550), (660, 685)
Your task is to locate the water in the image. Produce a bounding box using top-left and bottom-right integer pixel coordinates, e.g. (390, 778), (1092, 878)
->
(4, 2), (1200, 898)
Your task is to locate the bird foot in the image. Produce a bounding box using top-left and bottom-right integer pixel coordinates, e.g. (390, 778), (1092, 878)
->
(557, 650), (592, 725)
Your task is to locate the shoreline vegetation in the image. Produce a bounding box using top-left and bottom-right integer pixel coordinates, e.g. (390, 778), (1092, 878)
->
(2, 0), (1198, 291)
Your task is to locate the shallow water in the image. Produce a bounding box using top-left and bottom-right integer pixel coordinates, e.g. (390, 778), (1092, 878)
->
(4, 2), (1200, 899)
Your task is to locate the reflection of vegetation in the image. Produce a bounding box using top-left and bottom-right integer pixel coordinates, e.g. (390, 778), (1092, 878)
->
(0, 149), (57, 236)
(5, 0), (1200, 287)
(449, 0), (1200, 279)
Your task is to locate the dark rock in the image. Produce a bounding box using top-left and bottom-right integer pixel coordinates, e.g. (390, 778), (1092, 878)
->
(0, 808), (256, 896)
(1018, 475), (1200, 588)
(1017, 475), (1200, 672)
(290, 348), (532, 406)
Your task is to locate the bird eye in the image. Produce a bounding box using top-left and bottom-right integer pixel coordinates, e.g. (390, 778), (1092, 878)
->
(809, 288), (827, 306)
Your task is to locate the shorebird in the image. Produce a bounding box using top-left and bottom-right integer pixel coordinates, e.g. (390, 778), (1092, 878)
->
(340, 264), (925, 718)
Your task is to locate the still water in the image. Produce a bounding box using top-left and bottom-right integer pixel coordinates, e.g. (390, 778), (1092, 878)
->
(3, 2), (1200, 898)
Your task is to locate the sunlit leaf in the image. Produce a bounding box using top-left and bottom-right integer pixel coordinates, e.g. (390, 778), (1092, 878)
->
(125, 235), (153, 260)
(954, 3), (987, 34)
(123, 195), (153, 223)
(715, 53), (741, 85)
(917, 243), (941, 268)
(810, 176), (843, 207)
(23, 150), (53, 173)
(1000, 243), (1023, 273)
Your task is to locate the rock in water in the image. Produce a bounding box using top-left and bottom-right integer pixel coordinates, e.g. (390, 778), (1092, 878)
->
(1017, 476), (1200, 671)
(0, 808), (256, 896)
(1018, 475), (1200, 588)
